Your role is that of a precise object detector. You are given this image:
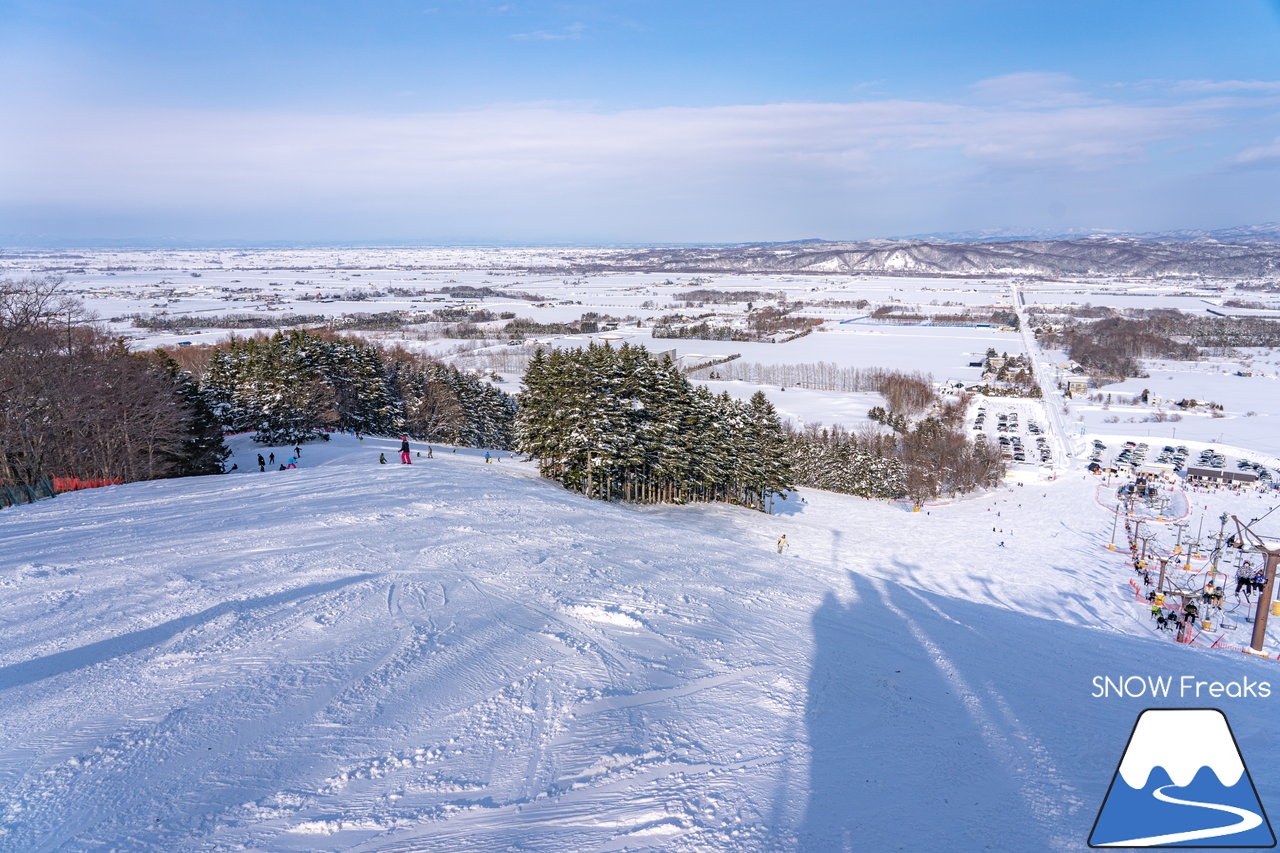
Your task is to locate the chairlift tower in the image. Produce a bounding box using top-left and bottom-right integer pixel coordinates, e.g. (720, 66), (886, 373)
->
(1231, 516), (1280, 656)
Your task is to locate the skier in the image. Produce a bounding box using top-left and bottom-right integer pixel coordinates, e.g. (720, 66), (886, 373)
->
(427, 446), (433, 459)
(287, 457), (297, 469)
(257, 453), (266, 472)
(269, 452), (275, 465)
(400, 435), (412, 464)
(379, 452), (387, 464)
(294, 445), (302, 459)
(485, 452), (492, 464)
(777, 534), (788, 554)
(998, 541), (1006, 548)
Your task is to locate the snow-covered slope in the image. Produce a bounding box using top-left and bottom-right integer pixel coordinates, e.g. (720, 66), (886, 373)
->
(1, 435), (1277, 851)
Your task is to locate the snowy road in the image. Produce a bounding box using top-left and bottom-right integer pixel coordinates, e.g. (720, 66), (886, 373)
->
(1012, 281), (1078, 468)
(1, 435), (1278, 851)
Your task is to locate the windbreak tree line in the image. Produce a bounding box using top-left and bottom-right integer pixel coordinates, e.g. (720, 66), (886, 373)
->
(0, 277), (228, 487)
(202, 330), (516, 447)
(787, 415), (1005, 505)
(515, 344), (794, 511)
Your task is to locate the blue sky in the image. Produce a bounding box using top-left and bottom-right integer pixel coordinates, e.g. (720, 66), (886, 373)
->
(2, 0), (1279, 244)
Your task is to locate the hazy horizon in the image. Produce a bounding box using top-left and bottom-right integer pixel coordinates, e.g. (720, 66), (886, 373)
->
(4, 1), (1280, 244)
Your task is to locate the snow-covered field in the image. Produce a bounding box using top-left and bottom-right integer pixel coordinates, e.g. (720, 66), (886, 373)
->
(3, 434), (1279, 852)
(9, 247), (1279, 470)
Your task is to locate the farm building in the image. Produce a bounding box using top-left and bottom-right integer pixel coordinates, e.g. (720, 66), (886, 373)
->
(1065, 378), (1089, 398)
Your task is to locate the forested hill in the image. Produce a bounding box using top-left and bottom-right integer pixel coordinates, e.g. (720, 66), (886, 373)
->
(550, 238), (1280, 279)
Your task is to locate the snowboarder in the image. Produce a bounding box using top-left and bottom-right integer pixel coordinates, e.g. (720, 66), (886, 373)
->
(400, 436), (412, 464)
(777, 534), (788, 554)
(287, 457), (297, 469)
(379, 452), (387, 464)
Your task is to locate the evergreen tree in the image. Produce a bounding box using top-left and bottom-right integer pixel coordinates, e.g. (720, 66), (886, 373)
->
(200, 331), (513, 448)
(515, 343), (791, 512)
(148, 351), (230, 475)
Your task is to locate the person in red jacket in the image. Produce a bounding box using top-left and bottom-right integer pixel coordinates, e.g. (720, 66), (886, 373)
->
(400, 436), (412, 464)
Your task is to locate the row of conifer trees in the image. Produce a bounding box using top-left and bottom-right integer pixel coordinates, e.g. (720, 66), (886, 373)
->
(787, 417), (1005, 505)
(515, 344), (794, 511)
(202, 330), (516, 447)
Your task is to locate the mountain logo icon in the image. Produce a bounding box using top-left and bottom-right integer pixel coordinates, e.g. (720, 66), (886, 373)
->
(1090, 708), (1276, 848)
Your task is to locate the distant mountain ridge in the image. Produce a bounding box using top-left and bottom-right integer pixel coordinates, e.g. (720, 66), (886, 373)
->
(568, 234), (1280, 278)
(896, 223), (1280, 244)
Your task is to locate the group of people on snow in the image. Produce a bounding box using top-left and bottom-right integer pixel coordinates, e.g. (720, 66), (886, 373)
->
(255, 451), (296, 471)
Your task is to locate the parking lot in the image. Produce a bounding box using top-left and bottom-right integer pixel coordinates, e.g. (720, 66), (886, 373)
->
(1087, 439), (1274, 484)
(971, 402), (1053, 467)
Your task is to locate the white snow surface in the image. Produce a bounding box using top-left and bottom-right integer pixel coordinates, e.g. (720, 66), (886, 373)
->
(2, 433), (1279, 851)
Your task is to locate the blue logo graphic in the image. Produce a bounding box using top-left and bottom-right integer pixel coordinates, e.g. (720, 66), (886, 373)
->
(1090, 708), (1275, 848)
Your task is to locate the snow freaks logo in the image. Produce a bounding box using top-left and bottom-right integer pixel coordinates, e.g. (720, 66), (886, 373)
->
(1089, 709), (1275, 848)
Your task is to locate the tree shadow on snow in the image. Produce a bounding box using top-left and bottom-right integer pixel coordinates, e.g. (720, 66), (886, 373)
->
(0, 574), (376, 692)
(771, 491), (808, 516)
(797, 569), (1099, 852)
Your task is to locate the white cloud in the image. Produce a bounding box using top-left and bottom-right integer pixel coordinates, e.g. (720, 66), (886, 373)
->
(1, 99), (1201, 200)
(1233, 136), (1280, 166)
(969, 72), (1090, 107)
(511, 22), (584, 40)
(0, 78), (1270, 239)
(1177, 79), (1280, 94)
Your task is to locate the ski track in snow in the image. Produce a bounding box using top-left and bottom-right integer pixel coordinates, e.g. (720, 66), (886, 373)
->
(0, 433), (1278, 851)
